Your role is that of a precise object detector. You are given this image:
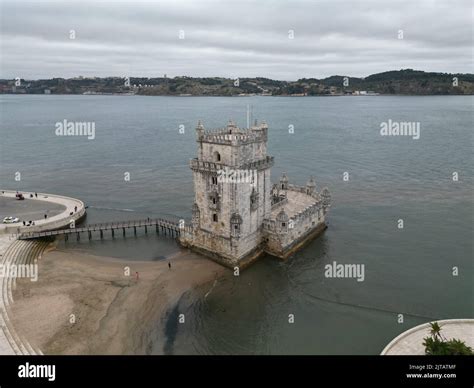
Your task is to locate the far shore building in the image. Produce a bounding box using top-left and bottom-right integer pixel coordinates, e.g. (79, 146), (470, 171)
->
(179, 120), (331, 268)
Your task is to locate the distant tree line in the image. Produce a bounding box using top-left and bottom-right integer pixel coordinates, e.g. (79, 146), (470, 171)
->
(1, 69), (473, 96)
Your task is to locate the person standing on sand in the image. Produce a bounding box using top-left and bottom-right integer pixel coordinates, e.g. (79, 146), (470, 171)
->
(168, 262), (171, 270)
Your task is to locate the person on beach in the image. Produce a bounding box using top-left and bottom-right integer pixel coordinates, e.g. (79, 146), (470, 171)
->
(22, 221), (25, 226)
(35, 192), (38, 198)
(74, 206), (77, 212)
(168, 262), (171, 270)
(44, 214), (47, 219)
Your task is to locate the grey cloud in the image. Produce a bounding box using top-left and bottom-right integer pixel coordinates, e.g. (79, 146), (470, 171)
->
(0, 0), (472, 79)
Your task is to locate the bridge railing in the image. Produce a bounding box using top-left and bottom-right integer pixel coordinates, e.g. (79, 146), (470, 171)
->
(18, 216), (193, 239)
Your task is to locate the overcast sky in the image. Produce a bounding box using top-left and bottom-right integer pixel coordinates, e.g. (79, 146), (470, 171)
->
(0, 0), (472, 80)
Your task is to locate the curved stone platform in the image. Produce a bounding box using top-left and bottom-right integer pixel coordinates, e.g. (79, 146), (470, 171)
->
(0, 190), (87, 354)
(381, 319), (474, 355)
(0, 190), (86, 235)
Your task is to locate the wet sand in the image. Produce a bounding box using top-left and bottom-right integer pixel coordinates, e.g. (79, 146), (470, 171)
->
(10, 245), (225, 354)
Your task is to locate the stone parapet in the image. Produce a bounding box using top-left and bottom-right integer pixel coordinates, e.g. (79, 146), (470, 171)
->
(189, 155), (274, 172)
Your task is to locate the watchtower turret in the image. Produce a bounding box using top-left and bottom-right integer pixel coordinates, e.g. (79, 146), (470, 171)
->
(320, 187), (331, 214)
(196, 120), (205, 140)
(279, 172), (289, 190)
(306, 176), (316, 195)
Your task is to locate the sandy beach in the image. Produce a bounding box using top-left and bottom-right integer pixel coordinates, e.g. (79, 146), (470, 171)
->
(10, 243), (225, 354)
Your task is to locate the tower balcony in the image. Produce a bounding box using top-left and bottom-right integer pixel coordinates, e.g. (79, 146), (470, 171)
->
(190, 158), (226, 173)
(189, 155), (274, 172)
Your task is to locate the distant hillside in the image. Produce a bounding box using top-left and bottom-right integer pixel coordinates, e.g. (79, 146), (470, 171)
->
(1, 69), (472, 96)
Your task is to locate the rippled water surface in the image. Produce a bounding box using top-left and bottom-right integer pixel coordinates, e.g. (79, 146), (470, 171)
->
(1, 95), (472, 354)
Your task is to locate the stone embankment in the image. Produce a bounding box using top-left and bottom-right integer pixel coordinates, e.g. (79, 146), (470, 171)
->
(0, 190), (86, 354)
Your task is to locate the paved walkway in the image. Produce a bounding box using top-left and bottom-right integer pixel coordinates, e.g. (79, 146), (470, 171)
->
(0, 190), (87, 354)
(381, 319), (474, 355)
(0, 190), (85, 235)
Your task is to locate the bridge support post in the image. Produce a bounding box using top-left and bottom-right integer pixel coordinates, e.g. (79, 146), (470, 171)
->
(123, 228), (126, 237)
(88, 231), (91, 240)
(100, 230), (103, 239)
(134, 226), (137, 236)
(156, 224), (159, 234)
(145, 225), (147, 234)
(112, 229), (115, 238)
(77, 232), (80, 241)
(65, 234), (68, 242)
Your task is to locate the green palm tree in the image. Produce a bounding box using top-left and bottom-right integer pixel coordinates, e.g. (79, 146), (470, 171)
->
(424, 322), (473, 355)
(429, 322), (443, 340)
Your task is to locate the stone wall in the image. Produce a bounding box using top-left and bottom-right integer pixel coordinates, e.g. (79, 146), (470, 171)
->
(263, 189), (326, 258)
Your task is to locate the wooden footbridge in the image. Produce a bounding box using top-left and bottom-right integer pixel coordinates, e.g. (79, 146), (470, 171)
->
(18, 218), (191, 241)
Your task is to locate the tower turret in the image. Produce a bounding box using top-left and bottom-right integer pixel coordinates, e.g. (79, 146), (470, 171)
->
(226, 119), (238, 134)
(320, 187), (331, 214)
(306, 176), (316, 195)
(192, 202), (200, 228)
(279, 172), (289, 190)
(196, 120), (205, 140)
(276, 208), (289, 233)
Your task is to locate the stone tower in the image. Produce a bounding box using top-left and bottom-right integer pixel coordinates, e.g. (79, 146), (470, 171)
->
(183, 119), (274, 266)
(180, 119), (331, 269)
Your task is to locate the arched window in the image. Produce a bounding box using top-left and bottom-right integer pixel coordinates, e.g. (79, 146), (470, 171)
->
(214, 151), (221, 162)
(213, 214), (218, 222)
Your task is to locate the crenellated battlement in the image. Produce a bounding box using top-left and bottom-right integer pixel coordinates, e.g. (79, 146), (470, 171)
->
(287, 184), (320, 200)
(197, 120), (268, 146)
(200, 132), (265, 145)
(292, 201), (322, 221)
(241, 155), (274, 170)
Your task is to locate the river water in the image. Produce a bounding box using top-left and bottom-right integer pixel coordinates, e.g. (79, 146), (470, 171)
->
(1, 94), (472, 354)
